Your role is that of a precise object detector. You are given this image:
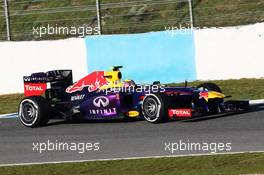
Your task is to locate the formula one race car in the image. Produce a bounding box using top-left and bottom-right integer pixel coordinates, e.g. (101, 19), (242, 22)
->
(18, 66), (250, 127)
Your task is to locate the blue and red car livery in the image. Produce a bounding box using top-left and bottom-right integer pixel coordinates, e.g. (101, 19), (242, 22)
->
(18, 66), (249, 127)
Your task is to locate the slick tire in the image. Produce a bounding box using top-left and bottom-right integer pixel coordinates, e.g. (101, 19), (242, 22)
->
(18, 96), (50, 128)
(142, 93), (168, 124)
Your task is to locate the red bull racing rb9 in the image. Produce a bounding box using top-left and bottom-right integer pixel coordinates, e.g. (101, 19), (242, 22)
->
(18, 66), (250, 127)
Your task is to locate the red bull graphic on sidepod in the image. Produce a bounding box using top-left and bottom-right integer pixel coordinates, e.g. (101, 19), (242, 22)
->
(66, 71), (109, 93)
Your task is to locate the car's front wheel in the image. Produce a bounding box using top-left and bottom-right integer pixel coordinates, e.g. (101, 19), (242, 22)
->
(142, 93), (168, 123)
(18, 96), (50, 127)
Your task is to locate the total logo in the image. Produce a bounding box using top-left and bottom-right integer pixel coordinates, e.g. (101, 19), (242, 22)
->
(168, 109), (192, 118)
(25, 85), (44, 91)
(24, 83), (47, 96)
(93, 96), (109, 108)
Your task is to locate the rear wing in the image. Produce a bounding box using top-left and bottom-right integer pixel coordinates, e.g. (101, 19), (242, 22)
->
(23, 70), (72, 96)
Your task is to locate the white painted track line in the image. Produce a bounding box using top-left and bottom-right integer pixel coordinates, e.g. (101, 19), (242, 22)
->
(0, 150), (263, 167)
(249, 99), (264, 105)
(0, 113), (18, 119)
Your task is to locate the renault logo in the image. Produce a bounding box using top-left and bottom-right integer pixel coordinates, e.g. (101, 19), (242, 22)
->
(93, 96), (109, 108)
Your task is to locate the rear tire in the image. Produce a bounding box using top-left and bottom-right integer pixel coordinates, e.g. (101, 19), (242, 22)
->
(142, 93), (168, 123)
(18, 96), (50, 127)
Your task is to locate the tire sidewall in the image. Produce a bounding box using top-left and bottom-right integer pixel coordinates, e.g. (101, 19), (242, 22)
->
(18, 96), (50, 127)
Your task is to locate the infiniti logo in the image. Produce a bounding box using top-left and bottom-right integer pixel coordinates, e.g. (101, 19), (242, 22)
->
(24, 77), (31, 82)
(93, 96), (109, 108)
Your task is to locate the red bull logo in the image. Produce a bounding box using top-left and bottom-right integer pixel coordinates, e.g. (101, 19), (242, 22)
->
(66, 71), (109, 93)
(199, 91), (209, 100)
(199, 92), (208, 98)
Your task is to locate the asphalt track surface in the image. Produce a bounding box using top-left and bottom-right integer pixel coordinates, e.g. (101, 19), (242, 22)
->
(1, 105), (264, 165)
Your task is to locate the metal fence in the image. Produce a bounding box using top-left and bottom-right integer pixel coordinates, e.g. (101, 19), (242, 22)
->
(0, 0), (264, 41)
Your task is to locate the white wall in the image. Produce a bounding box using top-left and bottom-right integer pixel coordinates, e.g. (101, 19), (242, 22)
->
(1, 23), (264, 95)
(0, 38), (87, 94)
(195, 23), (264, 80)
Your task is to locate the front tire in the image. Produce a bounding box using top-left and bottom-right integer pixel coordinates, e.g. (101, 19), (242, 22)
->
(18, 96), (50, 127)
(142, 93), (168, 123)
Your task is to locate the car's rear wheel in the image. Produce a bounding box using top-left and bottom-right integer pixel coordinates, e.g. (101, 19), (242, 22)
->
(18, 96), (50, 127)
(142, 93), (168, 123)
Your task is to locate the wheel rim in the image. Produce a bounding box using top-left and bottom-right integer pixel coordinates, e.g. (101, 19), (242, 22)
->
(22, 103), (36, 121)
(143, 96), (160, 122)
(19, 99), (38, 126)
